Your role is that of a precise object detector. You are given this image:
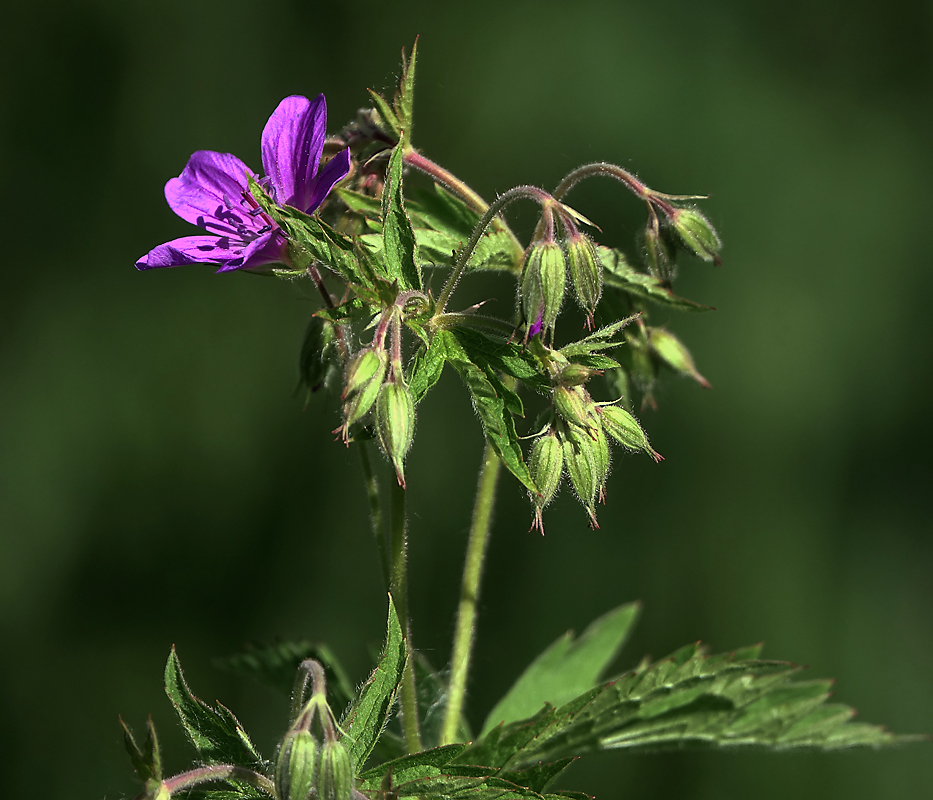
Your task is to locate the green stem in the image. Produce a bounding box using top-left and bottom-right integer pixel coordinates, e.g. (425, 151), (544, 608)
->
(390, 480), (423, 753)
(161, 765), (274, 797)
(359, 443), (390, 590)
(440, 441), (503, 745)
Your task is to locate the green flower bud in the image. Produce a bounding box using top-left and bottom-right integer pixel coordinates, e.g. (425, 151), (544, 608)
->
(593, 421), (611, 502)
(298, 317), (339, 394)
(521, 241), (566, 338)
(598, 405), (662, 462)
(274, 730), (318, 800)
(670, 207), (722, 263)
(341, 347), (388, 433)
(528, 429), (564, 533)
(564, 231), (602, 326)
(553, 385), (598, 436)
(317, 739), (354, 800)
(560, 423), (600, 527)
(557, 362), (602, 387)
(647, 327), (710, 388)
(643, 221), (675, 283)
(375, 381), (415, 487)
(144, 779), (171, 800)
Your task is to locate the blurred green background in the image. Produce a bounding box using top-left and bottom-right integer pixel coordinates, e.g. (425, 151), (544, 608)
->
(1, 1), (931, 798)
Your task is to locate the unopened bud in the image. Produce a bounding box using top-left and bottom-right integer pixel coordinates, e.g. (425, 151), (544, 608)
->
(528, 429), (563, 533)
(521, 241), (566, 338)
(557, 362), (602, 387)
(560, 424), (599, 527)
(644, 222), (675, 282)
(144, 779), (171, 800)
(298, 317), (338, 393)
(275, 730), (318, 800)
(598, 405), (662, 462)
(317, 739), (354, 800)
(647, 327), (710, 388)
(670, 207), (721, 263)
(565, 232), (602, 326)
(553, 385), (598, 436)
(593, 421), (611, 502)
(375, 381), (415, 487)
(341, 347), (388, 432)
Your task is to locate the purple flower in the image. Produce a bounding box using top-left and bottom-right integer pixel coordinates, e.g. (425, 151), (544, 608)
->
(137, 94), (351, 272)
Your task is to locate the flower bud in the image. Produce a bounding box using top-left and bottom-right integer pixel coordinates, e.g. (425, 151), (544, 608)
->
(564, 231), (602, 326)
(553, 385), (598, 437)
(598, 405), (662, 462)
(375, 381), (415, 487)
(274, 730), (318, 800)
(521, 241), (566, 339)
(647, 327), (710, 388)
(341, 347), (388, 433)
(298, 317), (338, 394)
(317, 739), (354, 800)
(528, 429), (564, 533)
(643, 221), (675, 283)
(144, 779), (171, 800)
(670, 207), (722, 263)
(557, 362), (601, 387)
(560, 424), (600, 527)
(593, 421), (611, 502)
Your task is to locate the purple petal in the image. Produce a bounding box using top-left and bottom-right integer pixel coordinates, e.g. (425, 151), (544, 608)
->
(219, 230), (287, 272)
(261, 94), (326, 210)
(136, 235), (244, 270)
(302, 148), (351, 214)
(165, 150), (258, 233)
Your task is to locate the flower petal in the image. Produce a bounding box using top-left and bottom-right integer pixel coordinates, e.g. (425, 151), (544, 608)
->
(136, 235), (244, 270)
(261, 94), (326, 210)
(217, 230), (287, 273)
(302, 148), (351, 214)
(165, 150), (258, 234)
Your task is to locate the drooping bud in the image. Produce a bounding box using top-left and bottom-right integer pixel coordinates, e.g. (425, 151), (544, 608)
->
(643, 220), (676, 283)
(317, 739), (354, 800)
(559, 424), (600, 527)
(274, 730), (318, 800)
(298, 316), (339, 394)
(647, 327), (710, 388)
(521, 241), (566, 339)
(528, 429), (564, 533)
(593, 421), (611, 503)
(670, 207), (722, 263)
(375, 380), (415, 487)
(553, 385), (598, 436)
(341, 347), (388, 436)
(564, 231), (602, 327)
(598, 405), (662, 462)
(557, 362), (602, 387)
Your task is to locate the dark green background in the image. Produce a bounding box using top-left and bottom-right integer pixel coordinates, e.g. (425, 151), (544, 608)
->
(1, 1), (930, 798)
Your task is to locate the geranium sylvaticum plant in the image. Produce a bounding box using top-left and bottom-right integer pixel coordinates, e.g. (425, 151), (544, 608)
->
(123, 42), (916, 800)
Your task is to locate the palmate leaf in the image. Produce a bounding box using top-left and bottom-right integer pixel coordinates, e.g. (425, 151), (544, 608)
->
(459, 640), (904, 772)
(599, 246), (714, 312)
(339, 596), (407, 769)
(481, 603), (639, 736)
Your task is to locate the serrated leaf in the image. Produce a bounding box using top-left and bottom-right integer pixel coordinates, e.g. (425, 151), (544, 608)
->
(599, 246), (714, 312)
(451, 327), (548, 392)
(466, 642), (904, 769)
(214, 641), (355, 713)
(335, 187), (383, 218)
(408, 339), (447, 403)
(559, 315), (640, 359)
(482, 603), (639, 736)
(382, 145), (421, 290)
(441, 330), (536, 493)
(121, 715), (162, 783)
(394, 39), (418, 143)
(313, 297), (374, 325)
(339, 596), (407, 769)
(164, 647), (265, 771)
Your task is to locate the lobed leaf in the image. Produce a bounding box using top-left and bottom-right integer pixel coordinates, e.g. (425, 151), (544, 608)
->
(599, 246), (714, 312)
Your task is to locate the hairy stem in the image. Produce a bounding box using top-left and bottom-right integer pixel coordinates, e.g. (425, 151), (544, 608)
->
(161, 765), (274, 797)
(390, 480), (423, 753)
(440, 441), (503, 745)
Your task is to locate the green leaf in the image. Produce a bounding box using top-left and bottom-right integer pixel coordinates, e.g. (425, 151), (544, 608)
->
(407, 338), (447, 404)
(394, 39), (418, 144)
(451, 327), (548, 393)
(441, 330), (536, 493)
(367, 89), (402, 141)
(339, 596), (407, 769)
(465, 642), (905, 770)
(335, 187), (382, 218)
(382, 145), (421, 290)
(559, 315), (640, 359)
(599, 246), (714, 312)
(313, 297), (374, 325)
(481, 603), (640, 736)
(164, 647), (265, 770)
(120, 715), (162, 783)
(214, 641), (355, 713)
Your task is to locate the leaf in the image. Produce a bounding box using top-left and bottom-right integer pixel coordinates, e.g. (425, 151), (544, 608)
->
(214, 641), (355, 712)
(463, 642), (906, 770)
(368, 89), (402, 141)
(441, 330), (536, 493)
(599, 246), (714, 312)
(339, 596), (407, 769)
(313, 296), (374, 325)
(558, 315), (640, 359)
(335, 187), (382, 218)
(451, 327), (548, 393)
(407, 339), (447, 403)
(382, 145), (421, 290)
(481, 603), (640, 736)
(164, 647), (265, 770)
(120, 715), (162, 783)
(394, 39), (418, 144)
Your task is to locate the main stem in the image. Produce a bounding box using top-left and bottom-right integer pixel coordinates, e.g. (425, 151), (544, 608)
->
(440, 441), (503, 744)
(390, 480), (423, 753)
